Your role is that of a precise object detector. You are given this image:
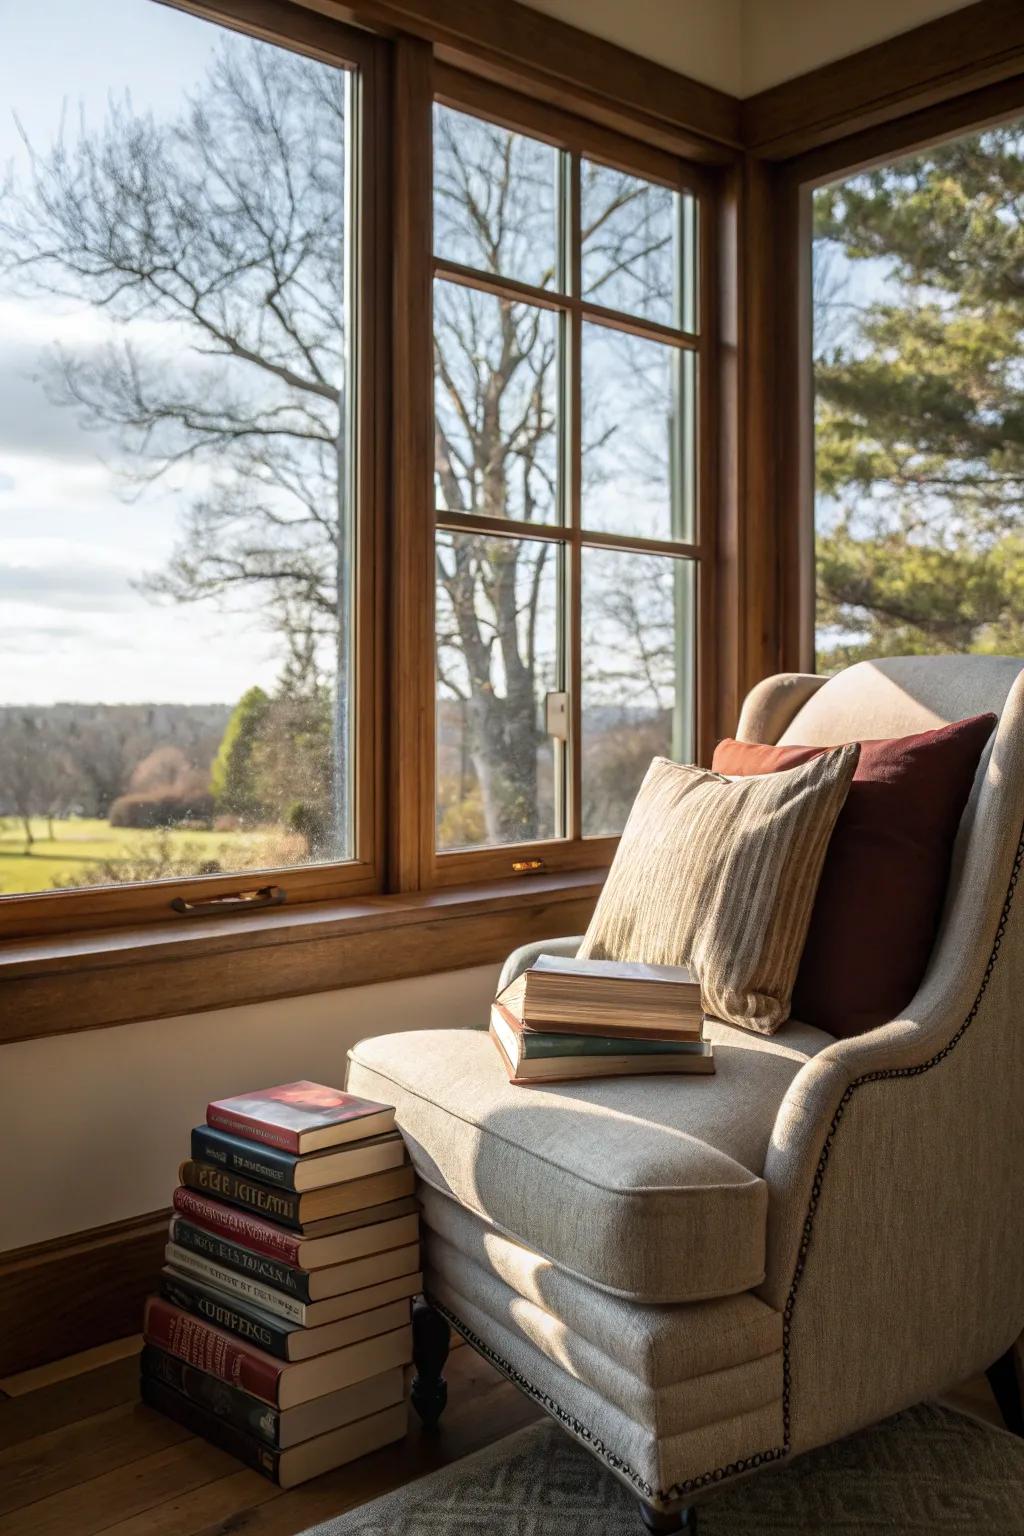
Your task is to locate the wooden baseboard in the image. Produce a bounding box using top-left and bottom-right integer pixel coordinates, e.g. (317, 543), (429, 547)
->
(0, 1210), (169, 1377)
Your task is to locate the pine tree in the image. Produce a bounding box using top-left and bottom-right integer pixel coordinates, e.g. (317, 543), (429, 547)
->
(814, 122), (1024, 668)
(210, 687), (271, 820)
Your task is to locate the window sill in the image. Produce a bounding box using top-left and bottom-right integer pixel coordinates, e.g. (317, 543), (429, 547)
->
(0, 870), (604, 1043)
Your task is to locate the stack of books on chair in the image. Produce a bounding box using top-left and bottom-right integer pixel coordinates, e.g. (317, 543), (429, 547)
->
(491, 956), (715, 1083)
(141, 1081), (419, 1487)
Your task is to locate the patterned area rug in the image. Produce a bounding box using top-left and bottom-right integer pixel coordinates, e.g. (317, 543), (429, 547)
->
(305, 1403), (1024, 1534)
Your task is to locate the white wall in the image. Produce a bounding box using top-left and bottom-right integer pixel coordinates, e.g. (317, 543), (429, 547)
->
(519, 0), (974, 97)
(0, 964), (499, 1251)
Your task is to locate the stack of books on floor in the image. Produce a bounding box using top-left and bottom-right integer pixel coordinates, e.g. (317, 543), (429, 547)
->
(141, 1081), (419, 1487)
(491, 956), (715, 1083)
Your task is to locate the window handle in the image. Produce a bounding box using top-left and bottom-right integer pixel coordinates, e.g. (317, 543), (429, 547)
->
(170, 884), (287, 917)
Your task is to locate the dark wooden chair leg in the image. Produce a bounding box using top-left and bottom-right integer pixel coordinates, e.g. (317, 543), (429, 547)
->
(410, 1297), (451, 1429)
(637, 1499), (696, 1532)
(986, 1346), (1024, 1437)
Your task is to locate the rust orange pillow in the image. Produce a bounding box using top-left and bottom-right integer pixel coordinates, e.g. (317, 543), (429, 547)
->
(712, 714), (996, 1037)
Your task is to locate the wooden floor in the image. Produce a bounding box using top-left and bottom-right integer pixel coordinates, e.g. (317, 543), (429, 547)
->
(0, 1337), (1004, 1536)
(0, 1337), (539, 1536)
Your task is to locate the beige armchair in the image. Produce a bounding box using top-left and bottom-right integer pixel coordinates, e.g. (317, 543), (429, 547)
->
(347, 657), (1024, 1531)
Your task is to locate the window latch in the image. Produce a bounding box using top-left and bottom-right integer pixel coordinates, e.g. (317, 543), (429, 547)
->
(170, 884), (287, 917)
(545, 691), (569, 741)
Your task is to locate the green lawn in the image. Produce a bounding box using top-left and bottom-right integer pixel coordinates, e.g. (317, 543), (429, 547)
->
(0, 817), (293, 895)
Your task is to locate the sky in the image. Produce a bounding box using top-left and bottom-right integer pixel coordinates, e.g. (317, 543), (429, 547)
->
(0, 0), (313, 705)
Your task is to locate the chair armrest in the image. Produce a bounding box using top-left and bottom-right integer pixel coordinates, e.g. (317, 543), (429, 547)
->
(759, 704), (1024, 1315)
(736, 673), (825, 744)
(497, 935), (584, 993)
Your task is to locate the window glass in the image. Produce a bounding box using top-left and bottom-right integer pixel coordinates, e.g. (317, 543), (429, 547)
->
(436, 532), (562, 849)
(433, 104), (559, 291)
(812, 122), (1024, 669)
(581, 550), (694, 837)
(581, 161), (695, 329)
(433, 280), (560, 524)
(581, 325), (695, 542)
(0, 1), (357, 895)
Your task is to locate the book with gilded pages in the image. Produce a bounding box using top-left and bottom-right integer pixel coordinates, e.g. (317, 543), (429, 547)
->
(140, 1346), (405, 1450)
(141, 1375), (407, 1486)
(206, 1082), (395, 1154)
(169, 1209), (419, 1296)
(497, 955), (704, 1040)
(177, 1161), (416, 1229)
(190, 1125), (407, 1192)
(143, 1294), (413, 1407)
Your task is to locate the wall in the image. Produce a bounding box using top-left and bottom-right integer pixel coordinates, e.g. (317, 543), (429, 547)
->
(0, 963), (499, 1251)
(519, 0), (973, 96)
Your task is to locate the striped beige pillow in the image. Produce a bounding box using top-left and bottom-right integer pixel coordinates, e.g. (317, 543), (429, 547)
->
(579, 746), (860, 1034)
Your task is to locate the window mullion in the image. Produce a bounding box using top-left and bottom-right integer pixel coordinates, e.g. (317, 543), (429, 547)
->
(567, 149), (583, 844)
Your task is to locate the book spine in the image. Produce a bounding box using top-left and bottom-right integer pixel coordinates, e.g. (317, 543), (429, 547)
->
(179, 1162), (303, 1228)
(140, 1344), (283, 1448)
(171, 1188), (303, 1263)
(143, 1296), (283, 1403)
(170, 1217), (310, 1301)
(140, 1376), (281, 1482)
(191, 1127), (299, 1190)
(205, 1105), (299, 1153)
(158, 1272), (294, 1359)
(166, 1242), (308, 1323)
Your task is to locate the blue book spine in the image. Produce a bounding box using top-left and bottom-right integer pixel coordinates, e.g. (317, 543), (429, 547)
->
(191, 1126), (300, 1190)
(171, 1218), (311, 1302)
(159, 1271), (296, 1359)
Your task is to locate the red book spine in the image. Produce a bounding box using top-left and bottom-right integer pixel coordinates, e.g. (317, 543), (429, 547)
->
(204, 1105), (299, 1152)
(143, 1297), (284, 1405)
(171, 1187), (301, 1264)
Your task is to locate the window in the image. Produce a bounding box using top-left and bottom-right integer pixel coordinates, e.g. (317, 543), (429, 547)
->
(0, 0), (379, 922)
(811, 119), (1024, 671)
(0, 9), (718, 965)
(431, 99), (705, 860)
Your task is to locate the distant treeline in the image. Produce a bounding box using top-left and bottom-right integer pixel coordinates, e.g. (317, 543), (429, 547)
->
(0, 702), (231, 825)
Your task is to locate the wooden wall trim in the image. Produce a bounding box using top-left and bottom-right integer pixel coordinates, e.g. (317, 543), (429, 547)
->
(742, 0), (1024, 159)
(304, 0), (742, 156)
(0, 1211), (169, 1378)
(0, 873), (601, 1042)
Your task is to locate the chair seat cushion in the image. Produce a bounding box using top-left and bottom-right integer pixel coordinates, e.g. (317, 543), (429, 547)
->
(347, 1016), (833, 1304)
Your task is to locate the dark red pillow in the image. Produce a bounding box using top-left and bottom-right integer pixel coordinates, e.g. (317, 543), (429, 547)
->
(712, 714), (996, 1037)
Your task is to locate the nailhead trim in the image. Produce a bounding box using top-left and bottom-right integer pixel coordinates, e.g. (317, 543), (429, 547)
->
(430, 819), (1024, 1507)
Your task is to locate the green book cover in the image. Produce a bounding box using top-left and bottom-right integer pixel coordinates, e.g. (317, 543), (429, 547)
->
(517, 1027), (706, 1061)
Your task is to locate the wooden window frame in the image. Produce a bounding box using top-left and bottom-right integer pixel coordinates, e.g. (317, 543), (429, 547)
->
(0, 1), (736, 1034)
(0, 0), (389, 941)
(422, 68), (722, 889)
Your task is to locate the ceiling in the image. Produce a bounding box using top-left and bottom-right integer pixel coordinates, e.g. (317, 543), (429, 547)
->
(518, 0), (975, 97)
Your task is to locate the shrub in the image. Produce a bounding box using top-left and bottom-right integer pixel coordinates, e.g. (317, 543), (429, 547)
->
(108, 790), (215, 829)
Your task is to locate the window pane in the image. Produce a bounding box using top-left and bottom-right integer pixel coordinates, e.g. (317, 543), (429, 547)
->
(581, 161), (695, 329)
(434, 279), (560, 524)
(581, 549), (694, 837)
(0, 4), (356, 895)
(436, 532), (562, 849)
(812, 122), (1024, 671)
(433, 104), (559, 291)
(581, 324), (695, 542)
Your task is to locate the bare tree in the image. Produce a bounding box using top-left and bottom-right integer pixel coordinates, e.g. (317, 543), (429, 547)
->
(1, 41), (673, 850)
(0, 714), (74, 844)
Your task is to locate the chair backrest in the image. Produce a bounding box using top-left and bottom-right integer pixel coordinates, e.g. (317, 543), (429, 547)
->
(736, 655), (1024, 949)
(738, 656), (1024, 749)
(773, 656), (1024, 746)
